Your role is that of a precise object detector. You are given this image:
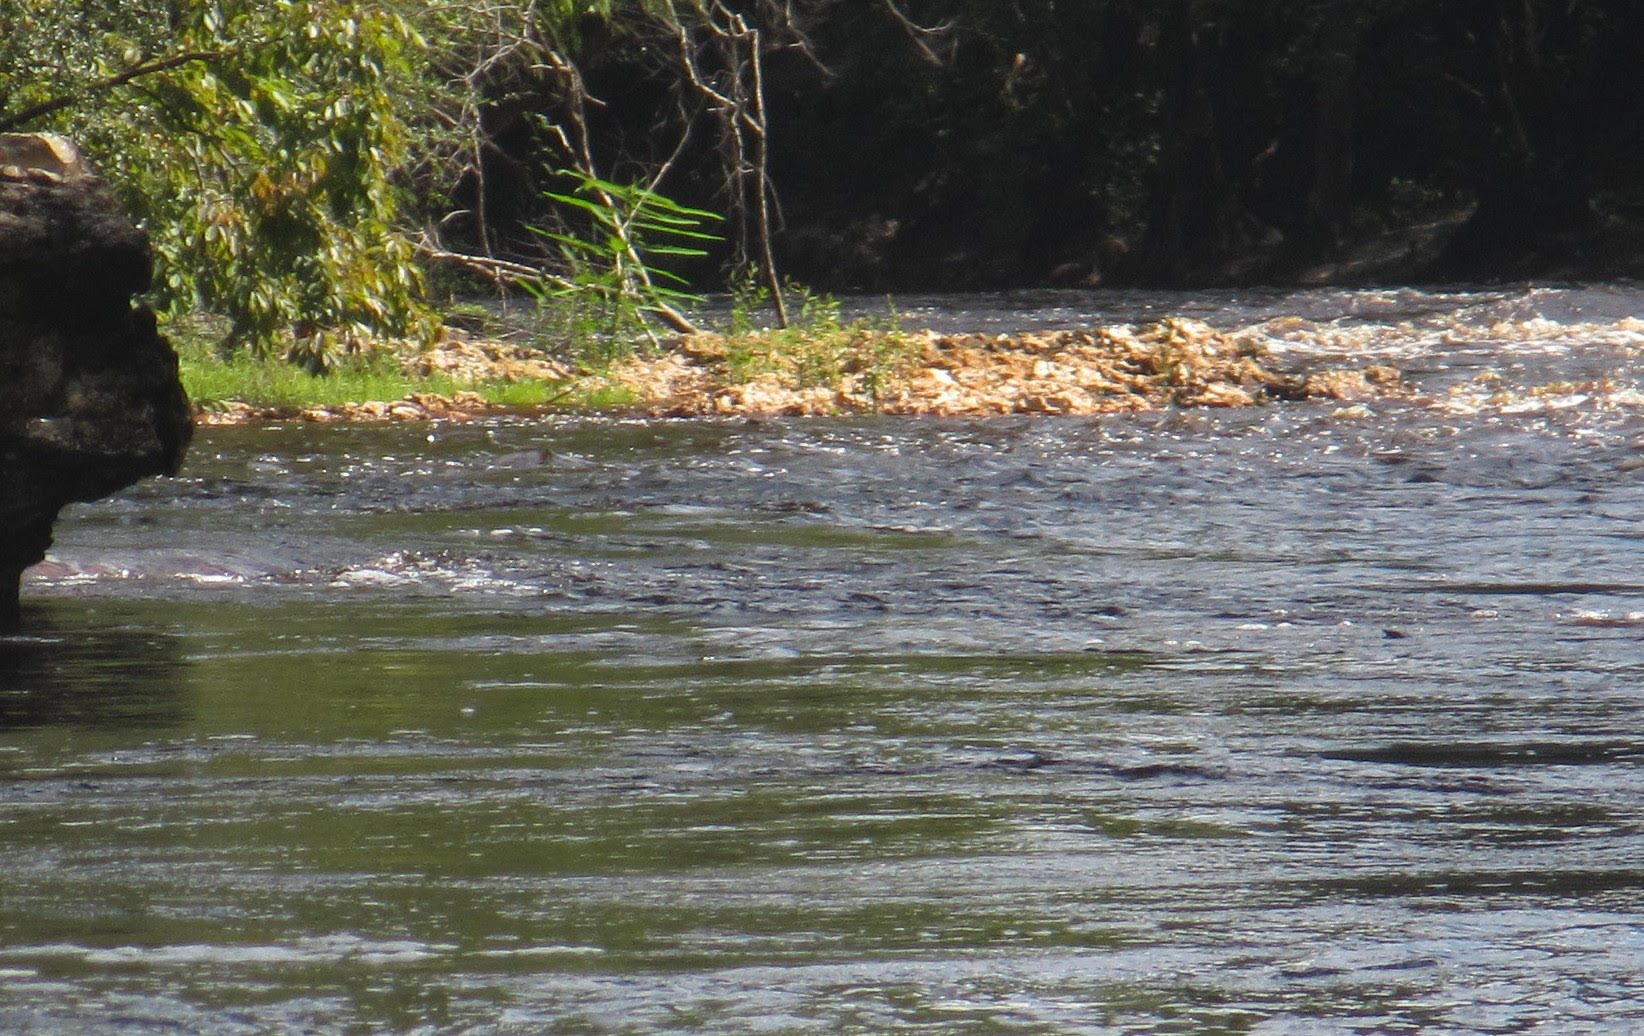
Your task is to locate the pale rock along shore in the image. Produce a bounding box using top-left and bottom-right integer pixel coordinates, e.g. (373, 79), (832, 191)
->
(196, 318), (1400, 425)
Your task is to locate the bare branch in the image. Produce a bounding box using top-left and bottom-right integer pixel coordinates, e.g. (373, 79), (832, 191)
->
(744, 20), (789, 327)
(416, 238), (699, 336)
(881, 0), (955, 67)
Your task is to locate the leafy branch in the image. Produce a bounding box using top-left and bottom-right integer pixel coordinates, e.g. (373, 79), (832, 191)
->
(0, 50), (224, 133)
(525, 170), (720, 343)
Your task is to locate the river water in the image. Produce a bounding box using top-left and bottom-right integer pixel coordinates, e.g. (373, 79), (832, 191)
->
(6, 285), (1644, 1033)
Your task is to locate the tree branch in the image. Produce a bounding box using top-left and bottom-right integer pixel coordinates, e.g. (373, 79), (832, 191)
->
(0, 50), (223, 132)
(416, 240), (700, 336)
(881, 0), (954, 67)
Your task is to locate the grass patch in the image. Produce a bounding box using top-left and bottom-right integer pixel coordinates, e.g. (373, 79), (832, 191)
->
(179, 341), (436, 409)
(568, 382), (642, 409)
(715, 325), (922, 398)
(710, 286), (921, 403)
(170, 315), (568, 413)
(165, 286), (916, 417)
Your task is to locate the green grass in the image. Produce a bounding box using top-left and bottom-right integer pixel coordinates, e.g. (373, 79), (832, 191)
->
(165, 287), (909, 415)
(180, 348), (436, 409)
(170, 318), (570, 413)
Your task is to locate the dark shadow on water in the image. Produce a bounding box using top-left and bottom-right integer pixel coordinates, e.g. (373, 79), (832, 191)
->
(0, 603), (189, 730)
(1321, 741), (1644, 768)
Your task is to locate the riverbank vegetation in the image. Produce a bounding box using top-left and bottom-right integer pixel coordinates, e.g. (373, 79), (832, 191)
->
(179, 305), (1406, 425)
(5, 1), (1641, 399)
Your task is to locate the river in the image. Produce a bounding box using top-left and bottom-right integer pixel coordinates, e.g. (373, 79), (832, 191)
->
(5, 284), (1644, 1033)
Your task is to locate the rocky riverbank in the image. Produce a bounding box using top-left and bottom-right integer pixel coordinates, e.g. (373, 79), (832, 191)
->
(195, 318), (1401, 425)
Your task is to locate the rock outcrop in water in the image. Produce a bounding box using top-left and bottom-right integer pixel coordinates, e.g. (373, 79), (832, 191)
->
(0, 134), (192, 629)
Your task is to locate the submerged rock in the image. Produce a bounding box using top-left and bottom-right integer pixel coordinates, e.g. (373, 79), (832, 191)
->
(0, 134), (192, 628)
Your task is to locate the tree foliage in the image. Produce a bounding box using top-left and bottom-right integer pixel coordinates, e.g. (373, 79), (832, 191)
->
(0, 0), (741, 365)
(1, 0), (438, 368)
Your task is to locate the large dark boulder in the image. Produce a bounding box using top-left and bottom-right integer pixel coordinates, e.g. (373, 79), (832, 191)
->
(0, 134), (192, 629)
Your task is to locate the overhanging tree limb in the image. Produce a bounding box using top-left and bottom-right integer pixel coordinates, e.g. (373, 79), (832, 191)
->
(0, 50), (223, 132)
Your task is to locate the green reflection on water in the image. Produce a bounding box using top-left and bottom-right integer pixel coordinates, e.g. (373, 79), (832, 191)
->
(1, 594), (1161, 1033)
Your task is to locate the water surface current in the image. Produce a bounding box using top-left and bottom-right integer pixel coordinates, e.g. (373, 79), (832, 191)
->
(7, 285), (1644, 1033)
